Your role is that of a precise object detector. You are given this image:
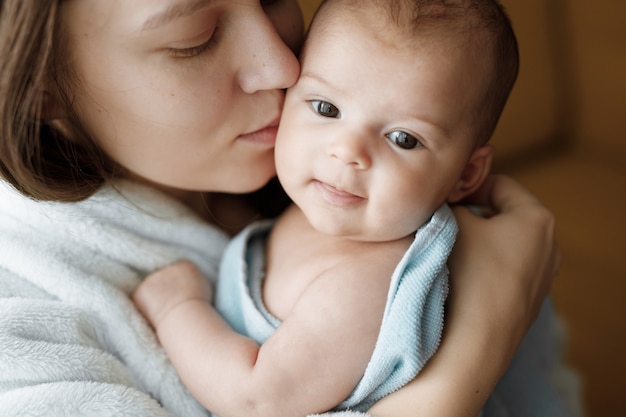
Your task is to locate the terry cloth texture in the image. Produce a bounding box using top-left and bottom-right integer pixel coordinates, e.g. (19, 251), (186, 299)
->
(216, 204), (457, 412)
(0, 180), (228, 417)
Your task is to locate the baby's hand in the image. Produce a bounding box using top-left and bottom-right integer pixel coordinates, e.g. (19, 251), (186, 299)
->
(132, 260), (213, 328)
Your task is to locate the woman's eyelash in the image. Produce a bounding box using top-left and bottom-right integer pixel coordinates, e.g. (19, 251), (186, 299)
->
(168, 38), (213, 58)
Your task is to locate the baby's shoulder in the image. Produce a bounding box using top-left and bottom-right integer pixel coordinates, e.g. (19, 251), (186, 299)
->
(329, 238), (412, 288)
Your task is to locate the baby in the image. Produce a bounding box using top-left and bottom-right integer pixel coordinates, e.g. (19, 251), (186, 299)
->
(133, 1), (519, 416)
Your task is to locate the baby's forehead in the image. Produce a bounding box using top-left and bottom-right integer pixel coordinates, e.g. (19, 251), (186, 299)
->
(309, 15), (480, 71)
(308, 1), (487, 55)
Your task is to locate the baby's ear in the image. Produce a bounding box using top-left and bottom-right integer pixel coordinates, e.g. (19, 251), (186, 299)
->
(447, 144), (494, 203)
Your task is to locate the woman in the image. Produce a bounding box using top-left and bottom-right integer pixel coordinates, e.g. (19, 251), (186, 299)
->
(0, 1), (564, 416)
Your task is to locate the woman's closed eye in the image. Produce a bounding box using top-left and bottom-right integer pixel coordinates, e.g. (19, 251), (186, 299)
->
(309, 100), (341, 118)
(168, 37), (215, 58)
(167, 25), (218, 58)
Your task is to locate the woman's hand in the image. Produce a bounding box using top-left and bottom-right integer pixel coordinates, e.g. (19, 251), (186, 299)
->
(449, 174), (559, 338)
(368, 175), (560, 417)
(132, 260), (213, 329)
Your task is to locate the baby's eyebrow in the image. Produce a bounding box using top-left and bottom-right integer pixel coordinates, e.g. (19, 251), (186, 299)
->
(141, 0), (213, 31)
(299, 72), (346, 95)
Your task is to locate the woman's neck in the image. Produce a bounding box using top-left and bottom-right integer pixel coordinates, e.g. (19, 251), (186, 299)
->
(122, 174), (264, 235)
(201, 192), (262, 236)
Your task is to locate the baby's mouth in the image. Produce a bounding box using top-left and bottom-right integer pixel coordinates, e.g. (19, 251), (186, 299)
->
(313, 180), (365, 206)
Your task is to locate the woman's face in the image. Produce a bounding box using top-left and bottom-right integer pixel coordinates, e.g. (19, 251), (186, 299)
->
(58, 0), (303, 193)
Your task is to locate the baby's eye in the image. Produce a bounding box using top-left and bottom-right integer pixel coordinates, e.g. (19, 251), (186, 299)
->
(386, 131), (422, 149)
(310, 100), (341, 118)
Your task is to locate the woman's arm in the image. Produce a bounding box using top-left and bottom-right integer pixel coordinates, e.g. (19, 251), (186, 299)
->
(367, 175), (559, 417)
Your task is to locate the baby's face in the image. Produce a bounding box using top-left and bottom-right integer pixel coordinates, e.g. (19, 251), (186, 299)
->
(275, 6), (490, 242)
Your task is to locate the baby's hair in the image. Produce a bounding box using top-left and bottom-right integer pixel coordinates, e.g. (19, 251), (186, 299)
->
(0, 0), (113, 202)
(313, 0), (519, 145)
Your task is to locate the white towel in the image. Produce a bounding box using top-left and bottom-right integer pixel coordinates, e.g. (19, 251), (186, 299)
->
(0, 180), (228, 417)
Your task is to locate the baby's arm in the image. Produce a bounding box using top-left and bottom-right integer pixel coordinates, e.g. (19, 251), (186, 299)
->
(132, 260), (386, 417)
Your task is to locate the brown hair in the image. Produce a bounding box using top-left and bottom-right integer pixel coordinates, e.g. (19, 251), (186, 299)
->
(314, 0), (519, 145)
(0, 0), (115, 202)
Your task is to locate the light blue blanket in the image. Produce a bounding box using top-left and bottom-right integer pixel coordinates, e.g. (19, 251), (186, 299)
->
(217, 204), (455, 411)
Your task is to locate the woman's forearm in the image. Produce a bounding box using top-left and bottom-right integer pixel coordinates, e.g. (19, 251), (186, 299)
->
(368, 291), (523, 417)
(368, 176), (559, 417)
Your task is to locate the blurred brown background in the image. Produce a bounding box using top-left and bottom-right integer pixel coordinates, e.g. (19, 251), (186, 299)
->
(298, 1), (626, 416)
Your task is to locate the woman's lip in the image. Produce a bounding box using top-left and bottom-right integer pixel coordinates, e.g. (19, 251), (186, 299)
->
(238, 119), (280, 146)
(314, 180), (365, 206)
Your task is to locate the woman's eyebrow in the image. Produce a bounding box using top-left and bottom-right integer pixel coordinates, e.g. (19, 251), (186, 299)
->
(141, 0), (213, 31)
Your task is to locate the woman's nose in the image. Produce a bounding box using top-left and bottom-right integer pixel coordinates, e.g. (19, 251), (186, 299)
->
(235, 11), (300, 94)
(327, 132), (372, 170)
